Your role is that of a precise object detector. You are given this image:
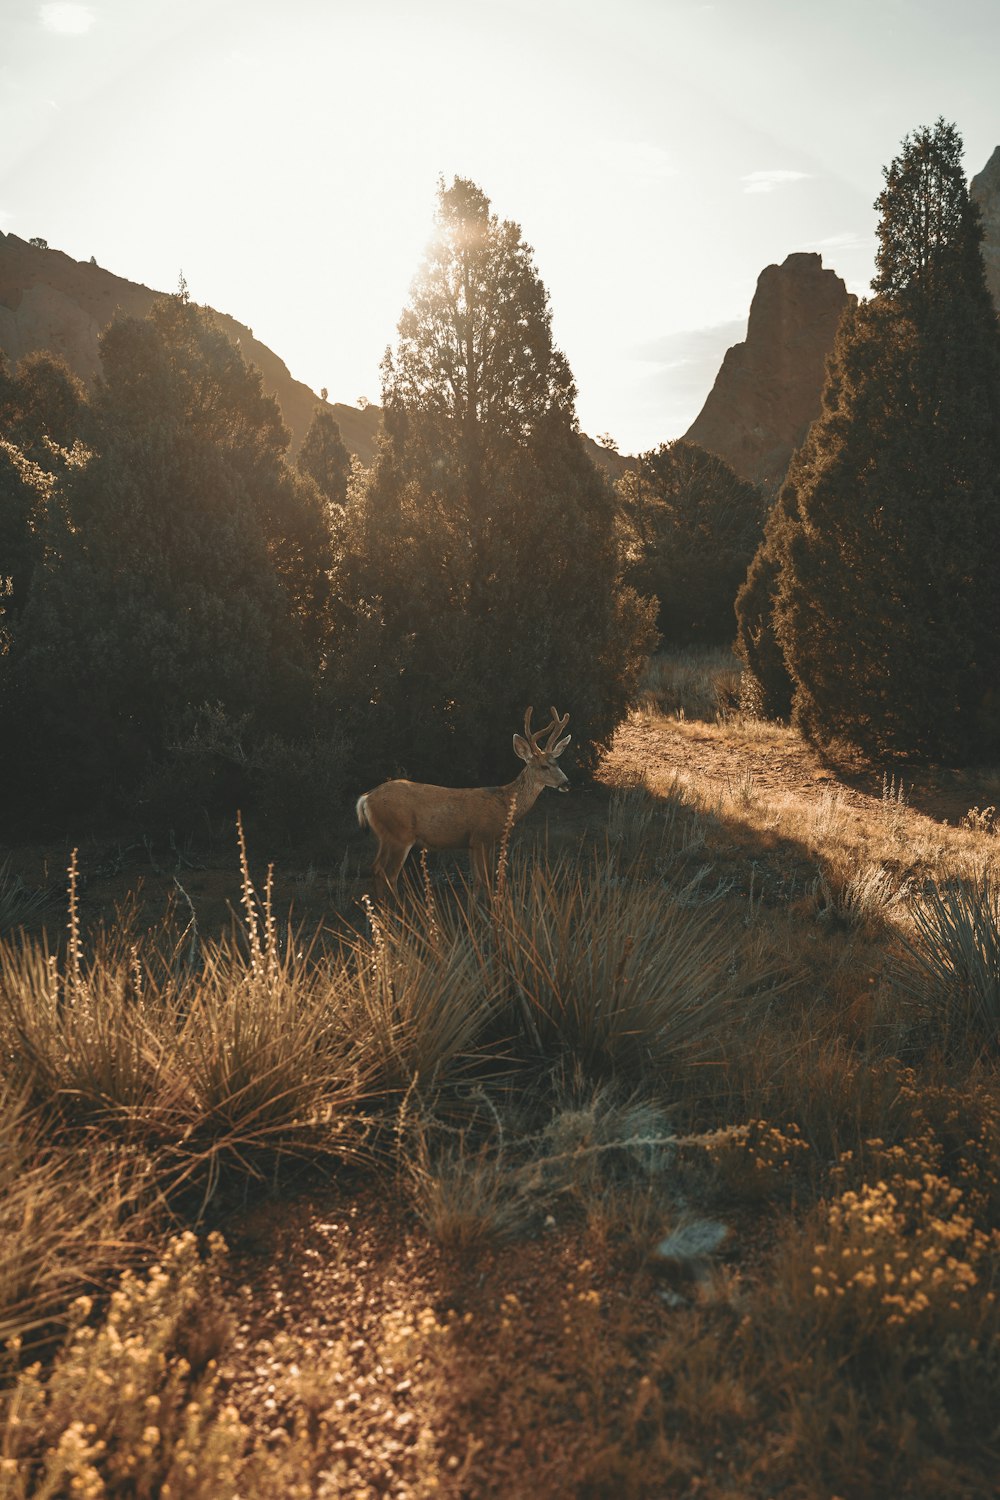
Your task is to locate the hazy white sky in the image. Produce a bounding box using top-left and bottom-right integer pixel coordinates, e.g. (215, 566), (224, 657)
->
(2, 0), (998, 452)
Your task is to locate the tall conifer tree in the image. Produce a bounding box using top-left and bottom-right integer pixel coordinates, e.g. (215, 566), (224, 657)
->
(296, 405), (351, 510)
(767, 120), (1000, 759)
(334, 178), (655, 783)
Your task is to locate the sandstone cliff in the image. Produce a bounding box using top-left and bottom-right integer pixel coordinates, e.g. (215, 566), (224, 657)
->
(0, 231), (382, 463)
(971, 145), (1000, 317)
(683, 252), (853, 492)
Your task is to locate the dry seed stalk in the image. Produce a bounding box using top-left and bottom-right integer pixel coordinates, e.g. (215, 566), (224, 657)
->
(494, 791), (517, 906)
(236, 811), (263, 975)
(66, 847), (82, 999)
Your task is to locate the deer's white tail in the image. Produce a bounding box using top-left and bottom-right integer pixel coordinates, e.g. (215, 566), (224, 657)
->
(356, 793), (371, 830)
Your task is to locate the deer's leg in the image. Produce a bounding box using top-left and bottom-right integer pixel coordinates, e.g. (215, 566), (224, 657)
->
(376, 840), (413, 893)
(470, 839), (493, 890)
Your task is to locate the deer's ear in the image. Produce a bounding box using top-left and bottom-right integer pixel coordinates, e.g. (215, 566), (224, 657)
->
(551, 734), (572, 759)
(512, 734), (532, 762)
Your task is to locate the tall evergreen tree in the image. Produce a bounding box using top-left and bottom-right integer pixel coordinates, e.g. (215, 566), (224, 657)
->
(766, 120), (1000, 760)
(733, 494), (795, 721)
(333, 177), (655, 783)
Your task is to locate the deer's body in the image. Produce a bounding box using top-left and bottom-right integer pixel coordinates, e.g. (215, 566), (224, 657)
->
(356, 707), (571, 891)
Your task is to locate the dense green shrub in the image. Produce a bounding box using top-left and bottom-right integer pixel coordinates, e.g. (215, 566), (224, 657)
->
(3, 297), (334, 818)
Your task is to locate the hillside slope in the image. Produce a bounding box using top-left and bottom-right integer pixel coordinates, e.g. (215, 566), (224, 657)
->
(0, 231), (382, 461)
(0, 232), (629, 479)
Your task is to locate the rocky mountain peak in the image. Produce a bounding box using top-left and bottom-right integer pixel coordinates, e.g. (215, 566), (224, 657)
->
(683, 252), (853, 492)
(971, 144), (1000, 315)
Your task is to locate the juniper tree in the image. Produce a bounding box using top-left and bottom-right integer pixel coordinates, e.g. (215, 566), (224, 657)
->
(296, 405), (351, 510)
(333, 177), (655, 783)
(621, 440), (765, 646)
(10, 298), (329, 810)
(765, 120), (1000, 759)
(733, 496), (795, 721)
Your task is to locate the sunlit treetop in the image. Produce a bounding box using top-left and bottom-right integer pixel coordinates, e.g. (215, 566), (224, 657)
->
(381, 177), (578, 492)
(871, 118), (990, 316)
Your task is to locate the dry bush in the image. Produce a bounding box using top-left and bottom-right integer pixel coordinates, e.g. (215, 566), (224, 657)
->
(756, 1135), (1000, 1496)
(811, 862), (910, 933)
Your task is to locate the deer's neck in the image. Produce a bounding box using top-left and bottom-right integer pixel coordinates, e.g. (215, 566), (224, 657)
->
(502, 765), (547, 822)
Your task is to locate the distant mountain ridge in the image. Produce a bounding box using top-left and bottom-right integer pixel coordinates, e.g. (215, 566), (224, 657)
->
(7, 143), (998, 497)
(0, 232), (627, 481)
(0, 231), (382, 463)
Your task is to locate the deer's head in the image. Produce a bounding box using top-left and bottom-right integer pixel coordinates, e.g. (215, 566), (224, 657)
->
(513, 706), (571, 791)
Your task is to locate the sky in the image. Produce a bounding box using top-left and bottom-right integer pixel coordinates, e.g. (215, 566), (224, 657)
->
(1, 0), (999, 455)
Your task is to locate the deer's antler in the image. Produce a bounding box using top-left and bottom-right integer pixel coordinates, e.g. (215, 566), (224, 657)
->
(523, 706), (569, 755)
(543, 705), (570, 751)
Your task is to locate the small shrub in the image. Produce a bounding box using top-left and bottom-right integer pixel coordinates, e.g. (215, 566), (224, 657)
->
(702, 1118), (809, 1204)
(1, 1234), (248, 1499)
(961, 804), (997, 835)
(812, 863), (908, 933)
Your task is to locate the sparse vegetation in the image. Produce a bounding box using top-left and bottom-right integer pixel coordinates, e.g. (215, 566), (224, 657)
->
(3, 648), (1000, 1496)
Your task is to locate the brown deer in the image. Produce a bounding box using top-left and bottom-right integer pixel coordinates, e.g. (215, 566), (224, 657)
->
(356, 706), (571, 892)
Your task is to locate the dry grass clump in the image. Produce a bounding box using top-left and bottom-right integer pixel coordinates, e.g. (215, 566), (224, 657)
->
(899, 875), (1000, 1051)
(490, 851), (759, 1078)
(338, 895), (500, 1095)
(0, 1087), (153, 1358)
(605, 778), (709, 879)
(0, 858), (52, 935)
